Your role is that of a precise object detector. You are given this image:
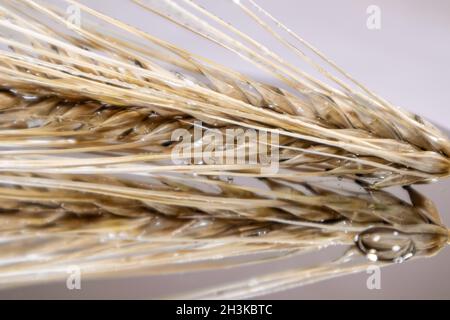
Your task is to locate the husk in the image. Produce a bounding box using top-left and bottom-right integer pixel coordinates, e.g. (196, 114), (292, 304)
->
(0, 0), (449, 298)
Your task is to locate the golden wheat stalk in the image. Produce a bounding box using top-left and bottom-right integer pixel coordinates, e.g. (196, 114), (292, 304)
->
(0, 93), (433, 189)
(0, 0), (449, 298)
(0, 173), (447, 296)
(0, 0), (448, 187)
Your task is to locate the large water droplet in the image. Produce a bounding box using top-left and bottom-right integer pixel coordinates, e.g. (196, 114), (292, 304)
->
(355, 227), (416, 263)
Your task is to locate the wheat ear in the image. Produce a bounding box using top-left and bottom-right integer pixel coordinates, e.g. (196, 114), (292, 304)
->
(0, 0), (449, 298)
(0, 0), (448, 187)
(0, 173), (447, 295)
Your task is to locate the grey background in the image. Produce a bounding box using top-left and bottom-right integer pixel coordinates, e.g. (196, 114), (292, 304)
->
(1, 0), (450, 299)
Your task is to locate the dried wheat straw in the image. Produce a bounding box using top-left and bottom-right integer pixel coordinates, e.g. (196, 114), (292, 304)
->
(0, 0), (449, 298)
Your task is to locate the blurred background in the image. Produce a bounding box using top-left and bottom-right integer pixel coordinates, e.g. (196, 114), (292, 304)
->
(1, 0), (450, 299)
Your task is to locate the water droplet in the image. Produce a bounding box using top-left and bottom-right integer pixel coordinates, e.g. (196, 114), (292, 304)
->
(394, 257), (404, 264)
(355, 227), (416, 263)
(366, 253), (378, 262)
(27, 118), (45, 128)
(22, 94), (39, 101)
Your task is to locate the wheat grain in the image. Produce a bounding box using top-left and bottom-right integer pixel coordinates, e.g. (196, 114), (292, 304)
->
(0, 173), (447, 295)
(0, 0), (449, 298)
(0, 1), (449, 186)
